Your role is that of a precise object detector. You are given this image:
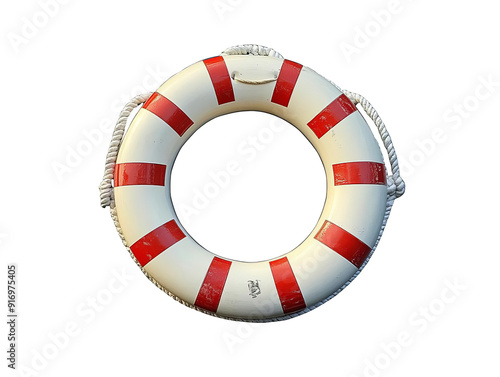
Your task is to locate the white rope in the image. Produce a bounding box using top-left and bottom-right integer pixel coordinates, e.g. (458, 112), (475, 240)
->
(222, 44), (283, 59)
(231, 71), (278, 85)
(99, 46), (405, 322)
(99, 92), (153, 208)
(343, 90), (406, 199)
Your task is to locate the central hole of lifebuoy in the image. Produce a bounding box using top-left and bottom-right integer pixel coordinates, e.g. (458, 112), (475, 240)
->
(171, 112), (326, 262)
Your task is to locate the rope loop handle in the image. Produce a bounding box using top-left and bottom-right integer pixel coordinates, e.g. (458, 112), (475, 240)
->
(224, 44), (281, 85)
(343, 90), (405, 200)
(99, 92), (153, 208)
(231, 71), (277, 85)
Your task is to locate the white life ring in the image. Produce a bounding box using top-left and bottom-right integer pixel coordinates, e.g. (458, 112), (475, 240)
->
(105, 46), (404, 321)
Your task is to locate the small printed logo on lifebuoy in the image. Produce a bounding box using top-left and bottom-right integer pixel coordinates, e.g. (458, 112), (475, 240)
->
(247, 280), (261, 298)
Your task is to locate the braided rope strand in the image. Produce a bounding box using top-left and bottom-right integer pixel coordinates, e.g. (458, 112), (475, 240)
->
(99, 92), (153, 208)
(222, 44), (283, 59)
(343, 90), (406, 198)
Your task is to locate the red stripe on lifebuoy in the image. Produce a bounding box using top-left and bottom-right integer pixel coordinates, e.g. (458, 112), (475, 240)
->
(271, 59), (303, 107)
(143, 92), (194, 137)
(333, 162), (386, 185)
(307, 94), (357, 139)
(203, 56), (235, 105)
(114, 163), (166, 187)
(130, 220), (186, 267)
(314, 221), (371, 269)
(270, 257), (306, 314)
(195, 257), (232, 313)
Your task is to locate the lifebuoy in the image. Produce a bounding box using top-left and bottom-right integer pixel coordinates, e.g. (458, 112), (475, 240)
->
(102, 45), (404, 321)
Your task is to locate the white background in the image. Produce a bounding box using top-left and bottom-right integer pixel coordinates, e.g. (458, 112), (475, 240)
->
(1, 0), (499, 376)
